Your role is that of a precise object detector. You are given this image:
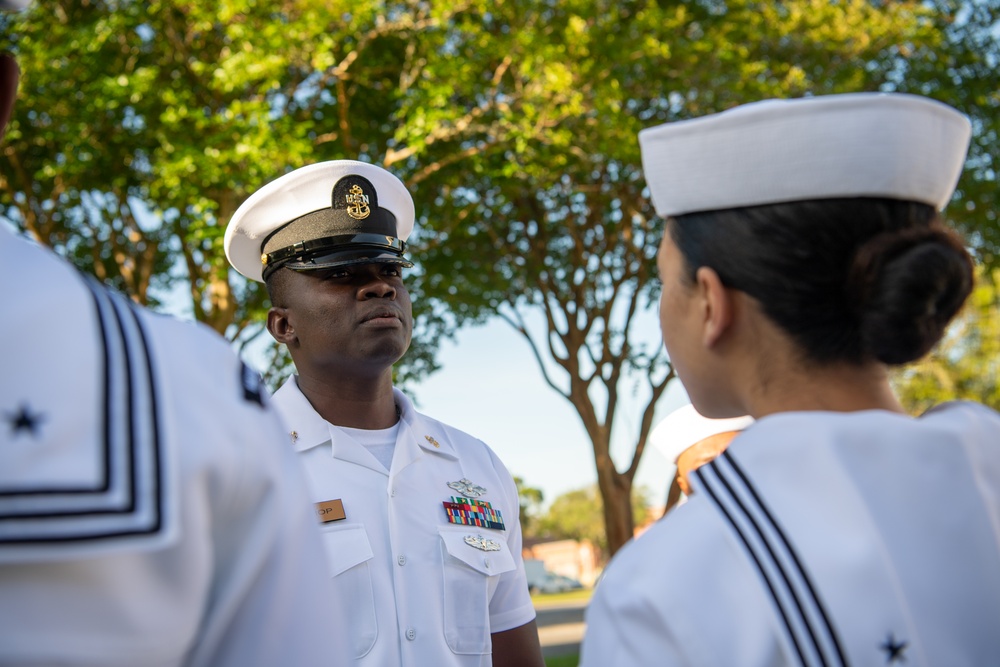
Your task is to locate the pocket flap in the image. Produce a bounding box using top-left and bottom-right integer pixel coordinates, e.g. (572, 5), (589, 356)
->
(321, 524), (374, 577)
(439, 529), (515, 575)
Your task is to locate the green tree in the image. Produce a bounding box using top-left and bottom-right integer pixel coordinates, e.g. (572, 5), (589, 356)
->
(537, 484), (652, 558)
(2, 0), (997, 556)
(513, 475), (545, 538)
(0, 0), (456, 380)
(899, 1), (1000, 268)
(892, 266), (1000, 414)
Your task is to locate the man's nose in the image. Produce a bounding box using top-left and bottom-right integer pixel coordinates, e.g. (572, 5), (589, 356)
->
(360, 276), (396, 299)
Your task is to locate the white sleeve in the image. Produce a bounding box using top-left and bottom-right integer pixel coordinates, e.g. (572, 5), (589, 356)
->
(148, 319), (352, 667)
(185, 399), (351, 667)
(579, 500), (786, 667)
(580, 573), (691, 667)
(483, 446), (537, 633)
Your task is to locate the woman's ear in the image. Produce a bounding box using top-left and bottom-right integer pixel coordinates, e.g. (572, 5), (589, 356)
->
(266, 307), (296, 346)
(695, 266), (734, 348)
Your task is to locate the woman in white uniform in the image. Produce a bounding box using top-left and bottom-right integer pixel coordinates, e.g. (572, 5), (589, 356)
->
(581, 93), (1000, 666)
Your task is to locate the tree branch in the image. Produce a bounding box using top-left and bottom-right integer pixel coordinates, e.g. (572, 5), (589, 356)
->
(407, 138), (501, 185)
(625, 364), (676, 482)
(498, 307), (570, 401)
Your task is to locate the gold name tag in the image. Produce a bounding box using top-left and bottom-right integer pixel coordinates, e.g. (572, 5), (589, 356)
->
(316, 499), (346, 523)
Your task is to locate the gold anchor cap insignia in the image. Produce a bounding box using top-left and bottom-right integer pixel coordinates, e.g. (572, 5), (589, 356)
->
(345, 184), (371, 220)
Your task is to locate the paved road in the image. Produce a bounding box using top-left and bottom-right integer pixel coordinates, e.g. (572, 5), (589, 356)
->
(535, 598), (588, 658)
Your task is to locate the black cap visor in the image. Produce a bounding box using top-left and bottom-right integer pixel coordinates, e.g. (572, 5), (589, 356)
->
(262, 233), (412, 280)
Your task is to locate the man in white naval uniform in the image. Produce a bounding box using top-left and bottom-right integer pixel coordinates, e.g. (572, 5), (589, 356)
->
(225, 159), (544, 667)
(581, 94), (1000, 666)
(0, 44), (350, 667)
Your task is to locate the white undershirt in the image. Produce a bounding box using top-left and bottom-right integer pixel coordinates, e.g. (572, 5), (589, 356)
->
(337, 422), (399, 471)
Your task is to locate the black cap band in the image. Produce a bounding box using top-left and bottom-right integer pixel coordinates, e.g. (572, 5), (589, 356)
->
(261, 232), (410, 280)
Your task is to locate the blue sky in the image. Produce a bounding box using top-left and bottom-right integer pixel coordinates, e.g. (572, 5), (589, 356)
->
(407, 316), (693, 509)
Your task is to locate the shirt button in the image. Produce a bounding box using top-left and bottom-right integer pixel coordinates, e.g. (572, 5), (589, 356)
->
(390, 487), (397, 497)
(397, 555), (407, 566)
(484, 558), (491, 570)
(406, 628), (416, 641)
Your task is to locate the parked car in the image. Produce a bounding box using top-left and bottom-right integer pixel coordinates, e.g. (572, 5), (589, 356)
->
(535, 573), (584, 595)
(551, 574), (584, 590)
(525, 558), (586, 595)
(525, 559), (548, 595)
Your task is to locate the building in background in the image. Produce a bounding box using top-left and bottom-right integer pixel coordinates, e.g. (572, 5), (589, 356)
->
(523, 538), (601, 589)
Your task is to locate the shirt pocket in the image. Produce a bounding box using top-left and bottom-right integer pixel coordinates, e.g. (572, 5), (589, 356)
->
(321, 524), (377, 659)
(438, 528), (516, 655)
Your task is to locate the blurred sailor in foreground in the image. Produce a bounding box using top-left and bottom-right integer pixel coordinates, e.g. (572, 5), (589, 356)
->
(581, 92), (1000, 666)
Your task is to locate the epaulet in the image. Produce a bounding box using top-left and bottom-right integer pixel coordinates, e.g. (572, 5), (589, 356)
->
(240, 362), (266, 407)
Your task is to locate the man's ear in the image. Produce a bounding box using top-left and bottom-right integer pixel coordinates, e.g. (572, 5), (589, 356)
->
(266, 307), (296, 346)
(695, 266), (734, 348)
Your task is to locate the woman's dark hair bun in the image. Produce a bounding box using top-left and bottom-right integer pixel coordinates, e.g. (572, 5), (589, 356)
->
(848, 224), (974, 365)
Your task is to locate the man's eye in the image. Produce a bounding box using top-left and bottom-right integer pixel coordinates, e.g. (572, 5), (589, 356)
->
(320, 269), (350, 280)
(383, 266), (402, 277)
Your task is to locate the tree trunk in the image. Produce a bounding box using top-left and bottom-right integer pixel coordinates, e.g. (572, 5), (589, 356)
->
(596, 458), (635, 557)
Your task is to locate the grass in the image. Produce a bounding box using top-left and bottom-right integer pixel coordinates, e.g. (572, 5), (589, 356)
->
(544, 655), (580, 667)
(531, 587), (593, 605)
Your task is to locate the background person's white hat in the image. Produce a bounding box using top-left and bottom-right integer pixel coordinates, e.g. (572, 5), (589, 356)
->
(225, 160), (416, 282)
(651, 403), (754, 465)
(638, 92), (972, 218)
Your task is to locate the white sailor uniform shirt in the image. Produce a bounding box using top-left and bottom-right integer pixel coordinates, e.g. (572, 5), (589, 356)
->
(272, 376), (537, 667)
(0, 226), (349, 666)
(581, 402), (1000, 667)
